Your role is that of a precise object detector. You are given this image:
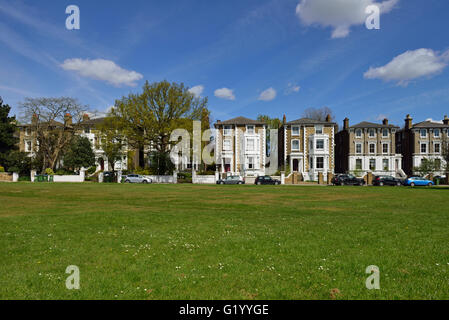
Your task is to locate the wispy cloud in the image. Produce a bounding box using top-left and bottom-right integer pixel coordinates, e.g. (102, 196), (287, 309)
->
(258, 87), (277, 101)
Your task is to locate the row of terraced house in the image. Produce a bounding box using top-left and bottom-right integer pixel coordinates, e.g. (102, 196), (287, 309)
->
(214, 114), (449, 183)
(16, 113), (449, 183)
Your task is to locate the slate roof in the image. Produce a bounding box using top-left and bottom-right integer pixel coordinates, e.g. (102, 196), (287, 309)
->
(412, 121), (449, 128)
(350, 121), (399, 129)
(286, 118), (337, 126)
(215, 116), (266, 126)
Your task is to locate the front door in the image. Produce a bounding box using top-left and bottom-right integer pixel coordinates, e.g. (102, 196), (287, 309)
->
(293, 159), (299, 172)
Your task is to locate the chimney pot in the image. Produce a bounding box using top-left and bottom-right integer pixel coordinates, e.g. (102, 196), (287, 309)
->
(343, 118), (349, 130)
(405, 114), (413, 130)
(383, 118), (389, 126)
(444, 115), (449, 125)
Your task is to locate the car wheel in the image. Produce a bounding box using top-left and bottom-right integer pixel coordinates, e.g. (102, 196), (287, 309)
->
(428, 182), (433, 187)
(142, 180), (148, 184)
(410, 182), (415, 187)
(379, 182), (384, 186)
(220, 182), (225, 185)
(396, 182), (401, 186)
(238, 182), (243, 185)
(125, 180), (130, 183)
(257, 182), (262, 185)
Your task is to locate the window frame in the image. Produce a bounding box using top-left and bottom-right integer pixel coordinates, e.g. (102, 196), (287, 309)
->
(291, 126), (300, 136)
(316, 157), (324, 169)
(369, 143), (376, 154)
(246, 125), (255, 135)
(316, 139), (325, 150)
(291, 139), (300, 151)
(223, 125), (232, 136)
(315, 125), (323, 134)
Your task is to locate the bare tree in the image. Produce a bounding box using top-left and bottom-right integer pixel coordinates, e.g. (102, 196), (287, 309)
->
(19, 97), (89, 171)
(302, 106), (335, 122)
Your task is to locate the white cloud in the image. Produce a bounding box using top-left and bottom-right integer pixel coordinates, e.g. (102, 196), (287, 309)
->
(214, 88), (235, 100)
(188, 85), (204, 98)
(258, 87), (277, 101)
(364, 48), (449, 86)
(285, 83), (301, 95)
(60, 58), (143, 86)
(295, 0), (399, 38)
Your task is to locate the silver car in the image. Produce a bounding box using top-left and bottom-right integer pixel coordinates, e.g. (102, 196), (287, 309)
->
(124, 174), (152, 184)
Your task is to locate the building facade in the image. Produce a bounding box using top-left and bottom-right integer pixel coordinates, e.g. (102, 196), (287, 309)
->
(214, 117), (266, 177)
(397, 115), (449, 176)
(279, 116), (337, 181)
(335, 118), (404, 177)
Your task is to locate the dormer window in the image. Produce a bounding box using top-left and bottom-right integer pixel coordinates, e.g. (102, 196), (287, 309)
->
(369, 129), (376, 137)
(315, 125), (323, 134)
(247, 125), (255, 134)
(382, 129), (389, 137)
(355, 129), (362, 138)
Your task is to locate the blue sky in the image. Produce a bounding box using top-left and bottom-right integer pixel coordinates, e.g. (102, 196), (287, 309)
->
(1, 0), (448, 127)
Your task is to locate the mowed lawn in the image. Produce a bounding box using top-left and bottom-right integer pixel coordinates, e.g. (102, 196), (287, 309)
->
(0, 183), (448, 300)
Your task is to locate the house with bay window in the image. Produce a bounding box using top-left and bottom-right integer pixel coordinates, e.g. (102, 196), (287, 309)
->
(214, 117), (266, 177)
(397, 115), (449, 176)
(335, 118), (404, 177)
(279, 115), (337, 181)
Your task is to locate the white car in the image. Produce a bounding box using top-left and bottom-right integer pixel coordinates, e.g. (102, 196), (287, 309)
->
(124, 174), (152, 184)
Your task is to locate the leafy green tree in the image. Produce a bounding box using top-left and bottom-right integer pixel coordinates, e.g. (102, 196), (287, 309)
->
(96, 116), (126, 173)
(112, 81), (209, 168)
(149, 150), (175, 175)
(0, 97), (18, 165)
(414, 158), (438, 178)
(63, 136), (96, 171)
(4, 150), (31, 175)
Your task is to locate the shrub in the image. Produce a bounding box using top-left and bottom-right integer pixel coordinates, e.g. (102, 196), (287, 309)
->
(87, 166), (97, 175)
(0, 166), (5, 172)
(18, 176), (31, 182)
(45, 168), (54, 176)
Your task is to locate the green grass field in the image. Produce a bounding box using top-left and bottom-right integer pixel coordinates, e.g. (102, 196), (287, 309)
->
(0, 183), (448, 300)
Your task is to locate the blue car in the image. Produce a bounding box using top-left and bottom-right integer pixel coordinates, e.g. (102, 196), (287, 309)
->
(404, 177), (434, 187)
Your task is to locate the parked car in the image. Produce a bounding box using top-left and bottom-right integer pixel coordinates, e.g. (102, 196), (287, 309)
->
(254, 176), (281, 185)
(123, 174), (152, 184)
(216, 176), (245, 185)
(404, 176), (434, 187)
(331, 174), (365, 186)
(373, 175), (403, 186)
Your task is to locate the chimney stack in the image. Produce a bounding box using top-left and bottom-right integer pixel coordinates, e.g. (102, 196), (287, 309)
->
(64, 113), (72, 126)
(326, 114), (332, 123)
(383, 118), (389, 126)
(444, 115), (449, 125)
(405, 114), (413, 130)
(343, 118), (349, 130)
(283, 114), (287, 125)
(83, 114), (90, 122)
